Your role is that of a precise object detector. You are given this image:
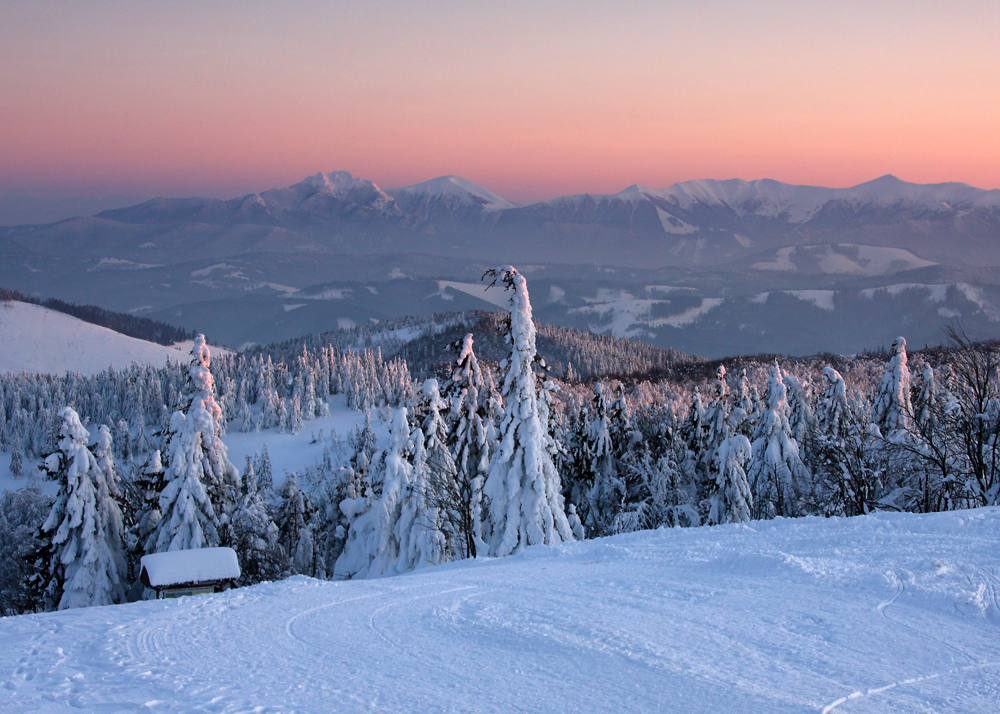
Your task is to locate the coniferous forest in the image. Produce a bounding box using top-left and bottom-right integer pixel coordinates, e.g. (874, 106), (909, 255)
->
(2, 268), (999, 615)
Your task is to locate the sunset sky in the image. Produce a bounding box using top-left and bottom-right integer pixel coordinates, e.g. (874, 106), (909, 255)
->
(2, 1), (999, 223)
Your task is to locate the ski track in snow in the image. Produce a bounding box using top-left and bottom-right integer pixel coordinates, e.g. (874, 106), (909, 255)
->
(3, 510), (1000, 713)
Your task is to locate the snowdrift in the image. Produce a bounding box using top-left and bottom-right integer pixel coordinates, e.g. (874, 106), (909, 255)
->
(2, 509), (999, 713)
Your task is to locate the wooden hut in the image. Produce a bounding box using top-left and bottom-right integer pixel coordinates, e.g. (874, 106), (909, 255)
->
(140, 547), (241, 599)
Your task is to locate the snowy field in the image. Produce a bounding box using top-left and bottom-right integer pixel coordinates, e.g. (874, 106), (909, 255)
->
(223, 395), (387, 487)
(0, 301), (205, 376)
(2, 508), (999, 713)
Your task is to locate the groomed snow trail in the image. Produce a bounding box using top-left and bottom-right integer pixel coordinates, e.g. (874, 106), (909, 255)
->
(3, 509), (1000, 713)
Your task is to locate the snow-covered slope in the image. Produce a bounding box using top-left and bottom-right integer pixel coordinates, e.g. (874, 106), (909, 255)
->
(2, 509), (999, 713)
(0, 301), (193, 375)
(750, 244), (937, 275)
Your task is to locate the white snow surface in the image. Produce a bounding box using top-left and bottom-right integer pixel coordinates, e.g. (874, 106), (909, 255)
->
(0, 301), (198, 376)
(223, 396), (387, 488)
(751, 244), (935, 275)
(785, 290), (836, 311)
(436, 281), (512, 308)
(140, 548), (241, 588)
(2, 508), (999, 712)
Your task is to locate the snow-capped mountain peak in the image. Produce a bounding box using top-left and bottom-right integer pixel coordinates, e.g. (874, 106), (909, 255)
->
(389, 175), (515, 210)
(295, 171), (382, 197)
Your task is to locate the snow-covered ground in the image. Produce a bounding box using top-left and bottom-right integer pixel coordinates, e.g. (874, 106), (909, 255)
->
(0, 301), (203, 376)
(2, 508), (999, 713)
(223, 395), (387, 485)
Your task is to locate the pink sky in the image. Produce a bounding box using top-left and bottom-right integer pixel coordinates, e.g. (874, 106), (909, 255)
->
(2, 1), (999, 222)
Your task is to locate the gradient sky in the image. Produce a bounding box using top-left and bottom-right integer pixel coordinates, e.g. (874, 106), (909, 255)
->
(2, 1), (999, 223)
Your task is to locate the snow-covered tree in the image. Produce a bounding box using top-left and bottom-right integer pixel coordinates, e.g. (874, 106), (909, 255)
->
(9, 433), (23, 479)
(293, 526), (316, 576)
(396, 425), (447, 571)
(132, 450), (165, 556)
(231, 457), (282, 585)
(482, 266), (573, 557)
(153, 337), (240, 551)
(708, 435), (753, 524)
(583, 383), (624, 536)
(35, 407), (126, 609)
(151, 411), (219, 552)
(817, 367), (850, 443)
(1, 486), (51, 615)
(872, 336), (913, 441)
(444, 334), (490, 558)
(255, 444), (274, 498)
(335, 408), (415, 578)
(93, 425), (122, 500)
(416, 378), (461, 559)
(277, 472), (311, 567)
(747, 363), (808, 518)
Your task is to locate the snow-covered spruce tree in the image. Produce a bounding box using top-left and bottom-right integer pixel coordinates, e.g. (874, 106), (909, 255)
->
(816, 367), (850, 444)
(396, 424), (447, 571)
(482, 266), (573, 557)
(150, 410), (219, 552)
(34, 407), (127, 610)
(784, 372), (815, 462)
(705, 364), (731, 435)
(444, 334), (490, 558)
(334, 408), (414, 578)
(277, 472), (312, 570)
(93, 425), (123, 507)
(681, 388), (707, 459)
(733, 368), (758, 437)
(871, 336), (913, 442)
(9, 433), (23, 479)
(747, 363), (808, 519)
(708, 435), (753, 524)
(131, 450), (165, 557)
(1, 486), (52, 615)
(231, 457), (282, 585)
(154, 336), (240, 550)
(255, 444), (274, 500)
(614, 449), (700, 532)
(699, 365), (733, 512)
(416, 378), (462, 559)
(583, 383), (624, 536)
(293, 525), (317, 577)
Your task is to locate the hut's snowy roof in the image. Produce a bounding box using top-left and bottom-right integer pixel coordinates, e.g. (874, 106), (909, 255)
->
(140, 547), (241, 588)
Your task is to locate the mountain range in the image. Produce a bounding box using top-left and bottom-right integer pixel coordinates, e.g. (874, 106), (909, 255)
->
(3, 171), (1000, 356)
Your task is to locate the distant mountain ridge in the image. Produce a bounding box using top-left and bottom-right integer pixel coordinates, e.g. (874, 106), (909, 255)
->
(32, 171), (989, 270)
(4, 170), (1000, 357)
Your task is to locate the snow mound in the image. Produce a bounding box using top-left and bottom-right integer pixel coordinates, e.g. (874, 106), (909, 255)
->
(2, 508), (999, 712)
(0, 301), (197, 376)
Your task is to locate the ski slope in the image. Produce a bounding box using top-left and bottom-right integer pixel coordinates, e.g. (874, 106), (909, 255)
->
(2, 509), (999, 713)
(0, 301), (195, 376)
